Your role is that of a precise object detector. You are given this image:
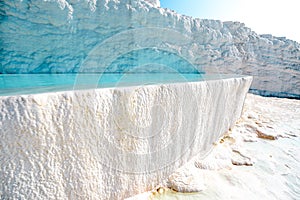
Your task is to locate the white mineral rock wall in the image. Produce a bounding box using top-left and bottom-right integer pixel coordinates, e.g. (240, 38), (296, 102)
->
(144, 0), (160, 7)
(0, 0), (299, 98)
(0, 76), (252, 199)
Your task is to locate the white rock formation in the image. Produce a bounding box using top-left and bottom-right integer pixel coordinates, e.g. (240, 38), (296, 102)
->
(144, 0), (160, 7)
(0, 76), (252, 199)
(0, 0), (299, 98)
(128, 93), (300, 200)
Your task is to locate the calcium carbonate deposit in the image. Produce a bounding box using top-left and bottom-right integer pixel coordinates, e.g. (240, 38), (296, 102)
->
(0, 0), (299, 199)
(128, 94), (300, 200)
(1, 0), (299, 98)
(0, 76), (252, 199)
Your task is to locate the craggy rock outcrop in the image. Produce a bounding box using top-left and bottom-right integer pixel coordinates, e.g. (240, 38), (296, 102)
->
(0, 0), (299, 97)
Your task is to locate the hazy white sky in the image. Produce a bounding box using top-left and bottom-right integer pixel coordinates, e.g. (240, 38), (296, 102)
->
(160, 0), (300, 42)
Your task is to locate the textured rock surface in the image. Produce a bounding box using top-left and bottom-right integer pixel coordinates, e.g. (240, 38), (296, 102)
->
(0, 76), (252, 199)
(129, 93), (300, 200)
(0, 0), (299, 97)
(144, 0), (160, 7)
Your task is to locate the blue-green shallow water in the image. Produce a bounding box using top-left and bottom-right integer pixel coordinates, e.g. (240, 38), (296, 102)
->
(0, 73), (244, 96)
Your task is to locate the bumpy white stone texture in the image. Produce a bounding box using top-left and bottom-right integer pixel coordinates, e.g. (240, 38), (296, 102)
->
(0, 76), (252, 199)
(0, 0), (299, 98)
(144, 0), (160, 7)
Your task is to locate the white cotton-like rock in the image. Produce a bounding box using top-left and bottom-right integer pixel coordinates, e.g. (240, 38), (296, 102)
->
(0, 76), (252, 199)
(126, 93), (300, 200)
(144, 0), (160, 7)
(0, 0), (299, 98)
(168, 167), (205, 193)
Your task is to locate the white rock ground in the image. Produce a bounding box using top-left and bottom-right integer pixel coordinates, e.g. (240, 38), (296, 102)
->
(128, 94), (300, 200)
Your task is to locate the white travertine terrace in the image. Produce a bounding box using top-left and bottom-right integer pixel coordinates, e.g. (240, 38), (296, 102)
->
(0, 76), (252, 199)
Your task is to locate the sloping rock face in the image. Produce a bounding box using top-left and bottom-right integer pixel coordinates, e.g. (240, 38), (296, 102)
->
(0, 76), (252, 199)
(0, 0), (299, 97)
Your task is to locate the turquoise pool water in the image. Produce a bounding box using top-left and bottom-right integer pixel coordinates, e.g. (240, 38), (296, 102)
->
(0, 73), (243, 96)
